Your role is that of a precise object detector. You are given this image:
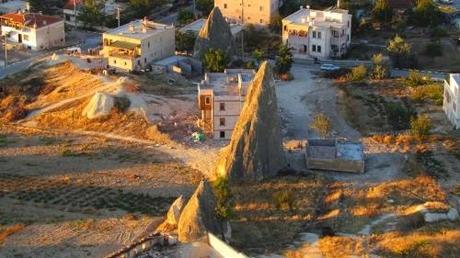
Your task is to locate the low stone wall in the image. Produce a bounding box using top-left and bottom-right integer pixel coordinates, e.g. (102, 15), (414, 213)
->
(208, 233), (248, 258)
(306, 157), (365, 173)
(104, 233), (177, 258)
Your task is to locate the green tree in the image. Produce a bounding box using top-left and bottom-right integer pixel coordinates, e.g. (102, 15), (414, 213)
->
(78, 0), (104, 29)
(387, 35), (411, 68)
(410, 114), (432, 141)
(203, 48), (229, 72)
(412, 0), (442, 27)
(196, 0), (214, 16)
(128, 0), (165, 19)
(371, 53), (389, 80)
(213, 176), (234, 219)
(252, 49), (265, 66)
(310, 113), (332, 138)
(373, 0), (393, 24)
(177, 9), (194, 25)
(175, 31), (196, 53)
(274, 44), (293, 75)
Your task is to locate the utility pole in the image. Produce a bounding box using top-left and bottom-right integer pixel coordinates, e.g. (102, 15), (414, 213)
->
(73, 0), (77, 28)
(3, 34), (7, 68)
(241, 0), (244, 60)
(116, 6), (121, 27)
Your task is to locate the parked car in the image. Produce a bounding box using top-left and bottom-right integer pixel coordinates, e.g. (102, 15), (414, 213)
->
(438, 0), (453, 4)
(320, 63), (340, 71)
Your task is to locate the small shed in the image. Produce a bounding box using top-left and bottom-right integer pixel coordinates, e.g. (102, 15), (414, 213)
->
(305, 139), (365, 173)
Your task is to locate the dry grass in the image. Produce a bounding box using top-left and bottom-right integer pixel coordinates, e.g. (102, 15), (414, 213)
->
(230, 175), (327, 253)
(319, 236), (365, 258)
(372, 225), (460, 257)
(0, 224), (25, 245)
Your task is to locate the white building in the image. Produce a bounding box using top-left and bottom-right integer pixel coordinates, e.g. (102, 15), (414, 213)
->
(444, 74), (460, 128)
(282, 6), (352, 59)
(214, 0), (281, 26)
(0, 11), (65, 50)
(198, 69), (255, 139)
(100, 18), (175, 71)
(179, 18), (243, 36)
(0, 0), (28, 14)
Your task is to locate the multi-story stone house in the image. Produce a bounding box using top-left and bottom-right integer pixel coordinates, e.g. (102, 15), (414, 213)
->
(214, 0), (282, 26)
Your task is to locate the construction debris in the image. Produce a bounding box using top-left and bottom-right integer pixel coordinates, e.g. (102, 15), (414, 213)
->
(215, 61), (286, 182)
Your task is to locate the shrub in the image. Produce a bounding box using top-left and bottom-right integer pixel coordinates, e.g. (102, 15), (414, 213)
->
(410, 84), (443, 105)
(310, 113), (332, 138)
(371, 53), (390, 80)
(347, 65), (367, 81)
(410, 115), (432, 141)
(273, 190), (295, 211)
(385, 102), (415, 131)
(405, 70), (431, 87)
(213, 176), (234, 219)
(203, 48), (229, 72)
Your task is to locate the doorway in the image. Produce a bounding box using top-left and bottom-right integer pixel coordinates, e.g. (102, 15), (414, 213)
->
(18, 34), (22, 43)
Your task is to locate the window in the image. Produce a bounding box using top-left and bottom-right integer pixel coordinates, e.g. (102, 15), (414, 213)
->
(220, 102), (225, 111)
(312, 31), (316, 38)
(220, 131), (225, 138)
(332, 31), (338, 38)
(260, 6), (263, 11)
(113, 60), (117, 64)
(317, 31), (321, 39)
(454, 101), (457, 112)
(205, 97), (210, 105)
(317, 46), (321, 53)
(224, 3), (227, 8)
(260, 19), (263, 23)
(148, 42), (150, 48)
(220, 118), (226, 126)
(312, 45), (316, 52)
(144, 58), (147, 63)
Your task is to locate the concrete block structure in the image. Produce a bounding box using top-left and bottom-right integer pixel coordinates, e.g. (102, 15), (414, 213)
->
(305, 139), (365, 173)
(197, 69), (256, 139)
(0, 11), (65, 50)
(282, 6), (352, 59)
(100, 18), (175, 71)
(443, 74), (460, 128)
(214, 0), (282, 26)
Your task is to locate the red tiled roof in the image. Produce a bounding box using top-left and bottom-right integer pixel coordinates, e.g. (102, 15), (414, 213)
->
(64, 0), (83, 10)
(0, 12), (63, 28)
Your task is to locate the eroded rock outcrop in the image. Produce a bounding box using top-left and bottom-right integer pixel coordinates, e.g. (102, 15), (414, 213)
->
(82, 92), (115, 119)
(216, 61), (286, 182)
(193, 7), (235, 59)
(177, 180), (221, 242)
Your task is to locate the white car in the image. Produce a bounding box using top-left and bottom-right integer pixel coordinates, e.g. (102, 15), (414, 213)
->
(320, 63), (340, 72)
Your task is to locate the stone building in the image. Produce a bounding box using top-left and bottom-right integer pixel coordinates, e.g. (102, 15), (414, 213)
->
(214, 0), (282, 26)
(444, 74), (460, 128)
(100, 18), (175, 71)
(197, 69), (255, 139)
(282, 6), (352, 59)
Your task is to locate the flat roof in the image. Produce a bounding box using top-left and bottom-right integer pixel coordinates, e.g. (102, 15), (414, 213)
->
(179, 18), (242, 36)
(307, 139), (364, 161)
(200, 69), (255, 97)
(105, 19), (173, 40)
(283, 7), (349, 27)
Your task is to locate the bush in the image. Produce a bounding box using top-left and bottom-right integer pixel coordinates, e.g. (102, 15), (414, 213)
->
(310, 113), (332, 138)
(347, 65), (367, 81)
(213, 176), (234, 219)
(410, 84), (443, 105)
(385, 102), (416, 131)
(405, 70), (431, 87)
(273, 190), (295, 211)
(410, 115), (432, 141)
(371, 53), (390, 80)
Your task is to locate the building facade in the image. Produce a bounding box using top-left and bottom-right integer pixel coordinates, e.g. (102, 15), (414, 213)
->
(214, 0), (281, 26)
(0, 12), (65, 50)
(282, 6), (352, 59)
(444, 74), (460, 129)
(198, 69), (255, 139)
(100, 18), (175, 71)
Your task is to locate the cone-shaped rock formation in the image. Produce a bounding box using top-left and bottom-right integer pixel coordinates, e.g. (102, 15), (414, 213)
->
(193, 7), (235, 59)
(216, 61), (286, 182)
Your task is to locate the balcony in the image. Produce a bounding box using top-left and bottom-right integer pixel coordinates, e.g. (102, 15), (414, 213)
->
(105, 41), (140, 59)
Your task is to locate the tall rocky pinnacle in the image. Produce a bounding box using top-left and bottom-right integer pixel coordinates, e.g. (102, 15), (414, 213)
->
(177, 180), (221, 242)
(215, 61), (286, 182)
(193, 7), (235, 59)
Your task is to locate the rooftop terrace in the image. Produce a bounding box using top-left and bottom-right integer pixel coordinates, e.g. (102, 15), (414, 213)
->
(104, 19), (173, 40)
(199, 69), (255, 97)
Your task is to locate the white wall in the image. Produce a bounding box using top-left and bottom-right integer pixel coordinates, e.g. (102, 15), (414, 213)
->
(444, 75), (460, 128)
(1, 20), (65, 50)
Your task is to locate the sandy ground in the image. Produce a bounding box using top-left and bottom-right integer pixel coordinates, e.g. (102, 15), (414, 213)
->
(0, 126), (204, 257)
